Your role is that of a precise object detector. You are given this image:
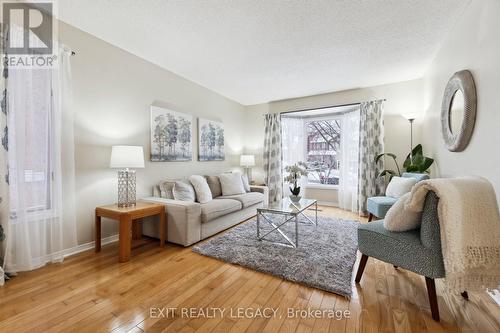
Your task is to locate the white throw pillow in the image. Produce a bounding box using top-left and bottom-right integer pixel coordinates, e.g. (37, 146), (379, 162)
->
(384, 192), (422, 232)
(219, 172), (246, 196)
(190, 175), (213, 203)
(385, 176), (417, 198)
(241, 173), (251, 192)
(172, 180), (196, 202)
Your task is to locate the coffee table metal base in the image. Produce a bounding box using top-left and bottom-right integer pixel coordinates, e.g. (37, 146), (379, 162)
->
(257, 201), (318, 248)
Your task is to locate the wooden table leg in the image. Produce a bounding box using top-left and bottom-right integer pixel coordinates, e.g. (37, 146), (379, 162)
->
(159, 209), (166, 248)
(119, 215), (132, 262)
(132, 219), (142, 240)
(95, 212), (101, 253)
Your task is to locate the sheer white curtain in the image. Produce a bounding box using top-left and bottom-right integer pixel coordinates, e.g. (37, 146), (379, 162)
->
(281, 116), (306, 196)
(338, 109), (360, 212)
(4, 46), (76, 272)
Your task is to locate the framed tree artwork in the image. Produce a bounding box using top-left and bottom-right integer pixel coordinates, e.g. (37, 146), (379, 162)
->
(150, 106), (192, 161)
(198, 118), (225, 161)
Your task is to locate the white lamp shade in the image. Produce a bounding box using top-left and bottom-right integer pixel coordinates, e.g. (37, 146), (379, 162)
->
(240, 155), (255, 167)
(110, 146), (145, 168)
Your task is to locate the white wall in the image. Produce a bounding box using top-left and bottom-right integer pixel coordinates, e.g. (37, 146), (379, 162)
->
(60, 22), (246, 245)
(244, 79), (425, 204)
(60, 0), (500, 244)
(421, 0), (500, 200)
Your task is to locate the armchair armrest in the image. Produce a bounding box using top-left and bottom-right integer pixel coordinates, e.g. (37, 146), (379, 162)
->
(250, 185), (269, 206)
(141, 197), (202, 246)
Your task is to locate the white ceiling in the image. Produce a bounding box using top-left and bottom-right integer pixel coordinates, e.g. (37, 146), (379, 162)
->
(58, 0), (469, 105)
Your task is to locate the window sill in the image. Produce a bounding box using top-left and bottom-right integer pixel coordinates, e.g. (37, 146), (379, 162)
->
(10, 209), (58, 223)
(304, 184), (339, 190)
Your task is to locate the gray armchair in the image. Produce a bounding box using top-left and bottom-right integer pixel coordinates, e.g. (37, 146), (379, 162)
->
(355, 191), (468, 321)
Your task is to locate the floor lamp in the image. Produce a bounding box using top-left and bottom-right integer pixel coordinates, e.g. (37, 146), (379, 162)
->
(403, 114), (417, 162)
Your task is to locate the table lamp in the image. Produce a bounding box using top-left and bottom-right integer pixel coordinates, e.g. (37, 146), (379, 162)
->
(110, 146), (145, 207)
(240, 155), (255, 183)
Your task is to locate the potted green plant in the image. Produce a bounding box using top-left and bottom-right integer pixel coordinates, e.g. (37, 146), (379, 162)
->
(376, 144), (434, 179)
(284, 162), (308, 202)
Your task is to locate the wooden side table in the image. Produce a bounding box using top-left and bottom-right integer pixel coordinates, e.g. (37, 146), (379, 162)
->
(95, 201), (166, 262)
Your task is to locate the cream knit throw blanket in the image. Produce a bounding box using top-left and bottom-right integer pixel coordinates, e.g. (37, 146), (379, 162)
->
(404, 176), (500, 292)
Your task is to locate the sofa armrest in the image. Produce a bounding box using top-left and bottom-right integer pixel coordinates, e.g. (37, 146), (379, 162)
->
(250, 186), (269, 206)
(141, 197), (202, 246)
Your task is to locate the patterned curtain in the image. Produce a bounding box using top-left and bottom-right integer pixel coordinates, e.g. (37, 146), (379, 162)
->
(0, 26), (9, 285)
(263, 113), (282, 203)
(358, 100), (385, 215)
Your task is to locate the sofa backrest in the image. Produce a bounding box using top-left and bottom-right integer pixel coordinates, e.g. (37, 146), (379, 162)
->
(205, 175), (222, 197)
(153, 176), (223, 198)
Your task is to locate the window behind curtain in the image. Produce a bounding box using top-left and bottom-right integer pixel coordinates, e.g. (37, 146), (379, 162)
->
(8, 68), (53, 215)
(305, 117), (342, 185)
(282, 105), (360, 189)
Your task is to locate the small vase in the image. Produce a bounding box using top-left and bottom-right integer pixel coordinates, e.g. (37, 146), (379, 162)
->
(290, 195), (301, 202)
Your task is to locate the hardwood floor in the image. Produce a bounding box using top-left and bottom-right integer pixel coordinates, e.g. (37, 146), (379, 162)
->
(0, 206), (499, 332)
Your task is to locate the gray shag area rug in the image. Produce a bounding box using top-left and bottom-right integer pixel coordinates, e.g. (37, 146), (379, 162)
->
(192, 214), (359, 297)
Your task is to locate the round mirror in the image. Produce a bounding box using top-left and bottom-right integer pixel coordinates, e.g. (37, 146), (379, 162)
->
(441, 70), (476, 152)
(449, 89), (464, 134)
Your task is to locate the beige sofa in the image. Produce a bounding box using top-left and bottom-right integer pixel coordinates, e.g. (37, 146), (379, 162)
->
(142, 179), (268, 246)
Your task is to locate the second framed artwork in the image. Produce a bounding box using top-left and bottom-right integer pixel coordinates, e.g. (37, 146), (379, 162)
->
(198, 118), (225, 161)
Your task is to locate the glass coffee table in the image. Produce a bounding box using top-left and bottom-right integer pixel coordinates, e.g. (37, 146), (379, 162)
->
(257, 197), (318, 248)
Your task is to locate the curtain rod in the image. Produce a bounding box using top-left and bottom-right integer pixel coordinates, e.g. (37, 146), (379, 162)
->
(278, 99), (386, 116)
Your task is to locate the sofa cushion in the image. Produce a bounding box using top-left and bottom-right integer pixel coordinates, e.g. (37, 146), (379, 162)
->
(200, 199), (242, 223)
(158, 180), (176, 199)
(205, 175), (223, 198)
(172, 180), (196, 202)
(190, 175), (213, 203)
(241, 174), (251, 192)
(219, 172), (245, 196)
(218, 192), (264, 208)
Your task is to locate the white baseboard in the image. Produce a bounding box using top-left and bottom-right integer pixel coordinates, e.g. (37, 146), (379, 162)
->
(316, 201), (339, 207)
(62, 234), (119, 258)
